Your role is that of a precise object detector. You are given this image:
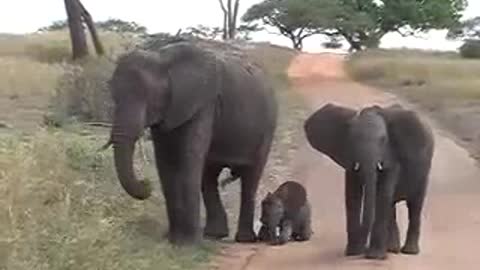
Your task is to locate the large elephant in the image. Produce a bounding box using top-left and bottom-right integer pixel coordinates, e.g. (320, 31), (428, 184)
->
(106, 41), (278, 245)
(304, 103), (434, 260)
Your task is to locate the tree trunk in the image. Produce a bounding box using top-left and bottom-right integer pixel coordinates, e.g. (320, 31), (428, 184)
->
(291, 37), (303, 51)
(64, 0), (88, 59)
(78, 0), (105, 56)
(228, 0), (240, 39)
(219, 0), (240, 40)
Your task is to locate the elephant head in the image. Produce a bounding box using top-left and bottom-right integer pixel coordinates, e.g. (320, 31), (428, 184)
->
(107, 42), (220, 200)
(304, 103), (431, 240)
(260, 192), (285, 240)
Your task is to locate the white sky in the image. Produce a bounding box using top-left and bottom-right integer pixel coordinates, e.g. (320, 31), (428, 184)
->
(0, 0), (479, 52)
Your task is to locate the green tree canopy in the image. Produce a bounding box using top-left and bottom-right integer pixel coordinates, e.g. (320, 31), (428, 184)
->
(38, 18), (148, 35)
(242, 0), (331, 50)
(243, 0), (467, 51)
(448, 16), (480, 40)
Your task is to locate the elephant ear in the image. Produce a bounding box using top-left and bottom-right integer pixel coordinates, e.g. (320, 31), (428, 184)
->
(304, 103), (357, 169)
(160, 45), (221, 130)
(381, 104), (434, 163)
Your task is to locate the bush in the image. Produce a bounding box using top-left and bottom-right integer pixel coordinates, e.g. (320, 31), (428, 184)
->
(459, 39), (480, 59)
(49, 57), (115, 126)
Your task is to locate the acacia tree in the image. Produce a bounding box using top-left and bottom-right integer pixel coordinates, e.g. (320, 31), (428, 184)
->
(244, 0), (467, 51)
(447, 16), (480, 40)
(218, 0), (241, 39)
(325, 0), (467, 51)
(242, 0), (327, 50)
(64, 0), (104, 59)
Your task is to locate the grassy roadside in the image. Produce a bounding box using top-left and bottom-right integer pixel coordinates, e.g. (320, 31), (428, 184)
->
(0, 30), (306, 269)
(346, 49), (480, 159)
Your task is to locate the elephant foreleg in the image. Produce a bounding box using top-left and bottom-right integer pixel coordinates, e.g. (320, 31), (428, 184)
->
(401, 194), (425, 255)
(257, 224), (270, 242)
(387, 206), (401, 253)
(152, 107), (214, 245)
(151, 128), (179, 241)
(274, 219), (292, 245)
(365, 172), (398, 260)
(345, 170), (365, 256)
(202, 164), (229, 239)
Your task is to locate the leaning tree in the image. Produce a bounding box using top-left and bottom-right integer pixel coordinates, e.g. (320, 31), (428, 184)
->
(64, 0), (104, 59)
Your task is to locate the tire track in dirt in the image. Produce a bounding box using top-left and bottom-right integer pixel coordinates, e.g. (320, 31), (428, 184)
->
(213, 52), (480, 270)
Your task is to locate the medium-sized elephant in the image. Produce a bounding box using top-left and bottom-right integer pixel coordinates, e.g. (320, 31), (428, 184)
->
(105, 41), (278, 245)
(304, 103), (434, 260)
(258, 181), (312, 245)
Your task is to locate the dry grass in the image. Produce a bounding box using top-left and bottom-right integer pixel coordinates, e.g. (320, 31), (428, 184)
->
(0, 129), (214, 270)
(0, 57), (63, 98)
(346, 48), (480, 161)
(0, 31), (138, 62)
(346, 48), (480, 101)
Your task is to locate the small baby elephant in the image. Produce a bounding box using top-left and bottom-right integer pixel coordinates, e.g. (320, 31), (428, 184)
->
(258, 181), (312, 245)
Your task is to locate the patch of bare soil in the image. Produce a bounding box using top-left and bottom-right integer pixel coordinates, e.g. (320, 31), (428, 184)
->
(213, 52), (480, 270)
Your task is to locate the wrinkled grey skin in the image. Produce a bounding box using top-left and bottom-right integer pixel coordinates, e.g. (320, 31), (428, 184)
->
(257, 181), (313, 245)
(304, 103), (434, 260)
(107, 41), (278, 245)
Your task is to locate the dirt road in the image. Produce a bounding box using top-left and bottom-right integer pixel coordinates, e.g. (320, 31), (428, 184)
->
(214, 53), (480, 270)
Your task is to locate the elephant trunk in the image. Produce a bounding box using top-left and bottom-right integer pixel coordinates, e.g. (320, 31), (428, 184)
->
(113, 142), (151, 200)
(111, 107), (151, 200)
(361, 176), (376, 246)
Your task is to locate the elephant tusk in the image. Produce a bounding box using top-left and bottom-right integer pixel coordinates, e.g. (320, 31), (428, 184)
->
(353, 162), (360, 171)
(377, 162), (383, 171)
(97, 139), (113, 152)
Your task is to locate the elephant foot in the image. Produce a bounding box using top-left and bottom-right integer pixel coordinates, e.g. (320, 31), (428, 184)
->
(235, 229), (258, 243)
(168, 232), (202, 246)
(269, 238), (287, 246)
(203, 221), (229, 240)
(365, 248), (388, 260)
(387, 240), (401, 254)
(257, 225), (270, 242)
(387, 246), (401, 254)
(292, 231), (311, 242)
(401, 243), (419, 255)
(345, 244), (365, 256)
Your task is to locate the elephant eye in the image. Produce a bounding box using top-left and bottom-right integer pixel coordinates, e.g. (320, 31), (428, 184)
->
(353, 162), (360, 172)
(377, 162), (384, 172)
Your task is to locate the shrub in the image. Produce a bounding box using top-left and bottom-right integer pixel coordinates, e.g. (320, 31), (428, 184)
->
(49, 57), (115, 126)
(459, 39), (480, 59)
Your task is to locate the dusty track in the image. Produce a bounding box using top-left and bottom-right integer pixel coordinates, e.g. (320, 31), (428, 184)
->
(213, 53), (480, 270)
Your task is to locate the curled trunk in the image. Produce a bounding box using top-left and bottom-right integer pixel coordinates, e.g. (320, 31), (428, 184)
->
(113, 142), (151, 200)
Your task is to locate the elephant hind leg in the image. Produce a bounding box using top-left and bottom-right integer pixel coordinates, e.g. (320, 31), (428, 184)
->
(387, 205), (401, 253)
(235, 138), (273, 243)
(202, 163), (229, 239)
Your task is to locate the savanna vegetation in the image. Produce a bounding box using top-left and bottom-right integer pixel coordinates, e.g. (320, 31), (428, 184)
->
(1, 0), (477, 268)
(0, 25), (307, 269)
